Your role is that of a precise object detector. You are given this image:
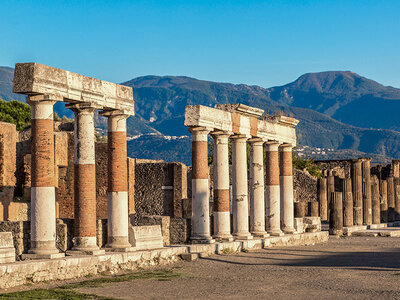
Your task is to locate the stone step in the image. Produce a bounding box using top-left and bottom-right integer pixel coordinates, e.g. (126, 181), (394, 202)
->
(180, 253), (200, 262)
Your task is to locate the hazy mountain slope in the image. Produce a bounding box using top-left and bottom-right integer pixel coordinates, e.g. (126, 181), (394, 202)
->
(0, 67), (25, 102)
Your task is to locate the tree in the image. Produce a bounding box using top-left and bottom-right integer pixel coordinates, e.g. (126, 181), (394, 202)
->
(0, 99), (31, 131)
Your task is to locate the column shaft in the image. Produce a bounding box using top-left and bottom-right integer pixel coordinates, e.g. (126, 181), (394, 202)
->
(343, 177), (353, 227)
(190, 127), (214, 243)
(380, 180), (388, 222)
(280, 145), (295, 234)
(265, 142), (283, 236)
(371, 175), (381, 225)
(72, 107), (99, 251)
(362, 159), (372, 225)
(28, 99), (59, 255)
(387, 176), (395, 221)
(351, 159), (363, 225)
(318, 177), (328, 221)
(249, 140), (268, 237)
(211, 133), (233, 241)
(106, 114), (131, 250)
(232, 136), (252, 240)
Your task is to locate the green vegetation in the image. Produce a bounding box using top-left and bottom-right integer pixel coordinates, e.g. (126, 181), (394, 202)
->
(292, 153), (322, 178)
(0, 269), (185, 300)
(0, 99), (30, 131)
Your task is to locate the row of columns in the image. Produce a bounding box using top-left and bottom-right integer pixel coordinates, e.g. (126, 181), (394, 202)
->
(190, 127), (295, 243)
(28, 96), (131, 256)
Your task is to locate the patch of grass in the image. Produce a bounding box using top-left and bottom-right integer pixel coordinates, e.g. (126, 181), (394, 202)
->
(0, 288), (114, 300)
(221, 248), (234, 255)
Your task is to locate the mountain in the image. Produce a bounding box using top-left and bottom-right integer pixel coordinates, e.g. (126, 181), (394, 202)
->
(0, 67), (25, 102)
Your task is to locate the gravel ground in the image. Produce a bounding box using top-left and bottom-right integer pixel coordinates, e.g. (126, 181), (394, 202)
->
(78, 236), (400, 300)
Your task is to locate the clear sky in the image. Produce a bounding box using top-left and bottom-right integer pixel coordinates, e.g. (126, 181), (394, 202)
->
(1, 0), (399, 88)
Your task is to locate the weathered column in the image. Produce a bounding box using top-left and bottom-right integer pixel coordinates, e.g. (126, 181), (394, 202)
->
(380, 180), (388, 223)
(280, 144), (295, 234)
(103, 112), (132, 251)
(189, 127), (214, 243)
(395, 178), (400, 221)
(211, 131), (233, 241)
(265, 142), (283, 236)
(351, 159), (363, 225)
(387, 176), (395, 222)
(329, 192), (343, 236)
(69, 105), (102, 254)
(310, 201), (319, 217)
(294, 202), (306, 218)
(232, 136), (252, 240)
(371, 175), (381, 225)
(362, 158), (372, 225)
(327, 171), (335, 222)
(318, 177), (328, 221)
(25, 96), (62, 258)
(249, 139), (269, 237)
(343, 177), (353, 227)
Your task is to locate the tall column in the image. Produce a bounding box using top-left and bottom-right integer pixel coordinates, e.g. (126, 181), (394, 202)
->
(69, 106), (102, 254)
(249, 139), (269, 237)
(380, 180), (388, 223)
(280, 144), (295, 234)
(26, 96), (62, 258)
(318, 177), (328, 221)
(329, 192), (343, 236)
(211, 132), (233, 241)
(362, 158), (372, 225)
(343, 177), (353, 227)
(232, 136), (252, 240)
(387, 176), (395, 222)
(104, 112), (132, 250)
(351, 159), (363, 225)
(371, 175), (381, 225)
(265, 142), (283, 236)
(189, 127), (214, 243)
(327, 171), (335, 222)
(395, 178), (400, 221)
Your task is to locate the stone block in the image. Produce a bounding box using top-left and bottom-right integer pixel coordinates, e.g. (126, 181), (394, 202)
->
(303, 216), (321, 232)
(129, 225), (163, 251)
(0, 232), (15, 263)
(294, 217), (304, 234)
(137, 215), (170, 246)
(128, 158), (135, 215)
(180, 253), (199, 262)
(54, 132), (68, 167)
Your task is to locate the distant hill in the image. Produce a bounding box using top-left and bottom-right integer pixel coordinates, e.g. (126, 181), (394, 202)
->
(0, 67), (25, 102)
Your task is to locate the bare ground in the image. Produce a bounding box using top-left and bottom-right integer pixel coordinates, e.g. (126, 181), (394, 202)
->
(76, 236), (400, 300)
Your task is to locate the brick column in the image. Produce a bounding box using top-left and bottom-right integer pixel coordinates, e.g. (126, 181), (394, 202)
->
(104, 112), (132, 251)
(69, 106), (102, 254)
(232, 136), (252, 240)
(265, 142), (283, 236)
(26, 96), (62, 258)
(211, 132), (233, 242)
(280, 144), (295, 234)
(249, 139), (269, 237)
(189, 127), (214, 244)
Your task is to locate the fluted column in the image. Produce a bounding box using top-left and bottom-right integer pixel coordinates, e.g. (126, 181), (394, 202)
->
(211, 131), (233, 241)
(26, 96), (61, 258)
(189, 127), (214, 243)
(70, 105), (102, 253)
(380, 179), (388, 222)
(371, 175), (381, 225)
(249, 139), (269, 238)
(265, 142), (283, 236)
(351, 159), (363, 225)
(103, 112), (132, 250)
(280, 144), (295, 234)
(362, 158), (372, 225)
(318, 177), (328, 221)
(232, 135), (252, 240)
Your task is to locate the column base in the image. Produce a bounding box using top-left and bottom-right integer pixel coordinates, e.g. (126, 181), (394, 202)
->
(269, 231), (285, 237)
(66, 249), (105, 256)
(106, 236), (132, 251)
(251, 231), (270, 238)
(105, 247), (136, 253)
(213, 234), (234, 242)
(191, 236), (215, 244)
(70, 236), (103, 255)
(22, 252), (65, 260)
(233, 232), (253, 240)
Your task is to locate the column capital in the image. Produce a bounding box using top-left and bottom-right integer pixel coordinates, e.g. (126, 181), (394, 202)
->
(265, 140), (280, 151)
(231, 134), (248, 141)
(279, 143), (293, 151)
(66, 103), (98, 114)
(248, 137), (264, 144)
(99, 109), (129, 118)
(27, 94), (61, 104)
(210, 130), (232, 138)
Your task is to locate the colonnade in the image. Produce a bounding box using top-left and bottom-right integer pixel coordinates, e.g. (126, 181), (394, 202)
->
(27, 96), (132, 257)
(190, 126), (295, 243)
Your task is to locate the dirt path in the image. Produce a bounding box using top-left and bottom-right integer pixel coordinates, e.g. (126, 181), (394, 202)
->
(76, 236), (400, 299)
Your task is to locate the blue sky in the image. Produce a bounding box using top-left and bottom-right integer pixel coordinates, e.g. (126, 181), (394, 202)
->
(1, 0), (399, 87)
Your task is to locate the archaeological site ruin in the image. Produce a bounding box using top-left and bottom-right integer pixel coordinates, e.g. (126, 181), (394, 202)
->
(1, 62), (400, 289)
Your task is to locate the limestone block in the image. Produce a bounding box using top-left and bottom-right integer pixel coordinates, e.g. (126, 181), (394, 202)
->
(13, 63), (135, 115)
(137, 215), (170, 246)
(294, 217), (305, 234)
(7, 202), (30, 221)
(0, 232), (15, 263)
(129, 225), (163, 251)
(0, 122), (17, 188)
(54, 132), (68, 167)
(303, 216), (321, 232)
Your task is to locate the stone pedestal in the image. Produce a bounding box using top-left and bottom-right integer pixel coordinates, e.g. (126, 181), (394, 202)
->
(280, 144), (295, 234)
(211, 132), (233, 241)
(189, 127), (214, 244)
(265, 142), (283, 236)
(232, 136), (252, 240)
(249, 139), (268, 238)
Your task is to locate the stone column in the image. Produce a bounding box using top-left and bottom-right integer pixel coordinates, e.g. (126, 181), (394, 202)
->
(25, 96), (62, 258)
(351, 159), (363, 225)
(395, 178), (400, 221)
(294, 202), (306, 218)
(69, 106), (102, 254)
(211, 132), (233, 241)
(318, 177), (328, 221)
(371, 175), (381, 225)
(232, 136), (252, 240)
(189, 127), (214, 243)
(310, 201), (319, 217)
(329, 192), (343, 236)
(249, 139), (269, 237)
(380, 180), (388, 223)
(327, 171), (335, 222)
(362, 159), (372, 225)
(103, 112), (132, 251)
(343, 177), (353, 227)
(387, 176), (395, 222)
(280, 144), (295, 234)
(265, 142), (283, 236)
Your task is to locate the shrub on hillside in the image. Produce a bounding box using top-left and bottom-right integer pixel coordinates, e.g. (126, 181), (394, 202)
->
(0, 99), (30, 131)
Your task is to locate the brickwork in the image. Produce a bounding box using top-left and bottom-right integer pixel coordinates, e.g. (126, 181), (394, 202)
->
(280, 150), (293, 176)
(108, 131), (128, 192)
(265, 151), (279, 185)
(213, 189), (230, 212)
(192, 141), (208, 179)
